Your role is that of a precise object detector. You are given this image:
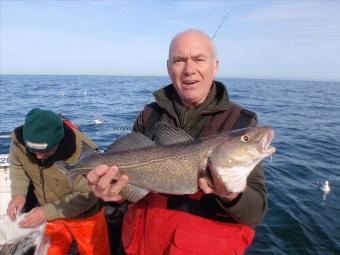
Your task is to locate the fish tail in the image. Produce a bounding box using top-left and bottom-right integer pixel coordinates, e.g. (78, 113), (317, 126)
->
(54, 160), (69, 174)
(54, 161), (78, 189)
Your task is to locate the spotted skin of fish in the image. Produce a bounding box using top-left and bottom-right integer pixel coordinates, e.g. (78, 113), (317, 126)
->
(56, 126), (275, 202)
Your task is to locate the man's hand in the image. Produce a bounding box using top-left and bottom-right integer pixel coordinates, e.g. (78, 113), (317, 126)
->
(87, 164), (129, 202)
(7, 195), (26, 221)
(18, 207), (47, 228)
(199, 178), (240, 201)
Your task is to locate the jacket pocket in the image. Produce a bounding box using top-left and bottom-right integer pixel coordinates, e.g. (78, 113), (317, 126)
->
(167, 219), (254, 255)
(168, 225), (230, 255)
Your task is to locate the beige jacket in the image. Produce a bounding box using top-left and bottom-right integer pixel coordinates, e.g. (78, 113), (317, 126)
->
(9, 124), (101, 220)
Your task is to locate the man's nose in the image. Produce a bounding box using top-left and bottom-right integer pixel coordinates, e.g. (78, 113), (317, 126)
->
(184, 59), (195, 75)
(35, 152), (47, 159)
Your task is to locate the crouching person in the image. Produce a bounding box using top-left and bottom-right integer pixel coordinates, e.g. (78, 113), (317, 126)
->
(7, 108), (110, 255)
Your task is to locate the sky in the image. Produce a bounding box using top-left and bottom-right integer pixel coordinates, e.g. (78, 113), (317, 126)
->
(1, 0), (340, 81)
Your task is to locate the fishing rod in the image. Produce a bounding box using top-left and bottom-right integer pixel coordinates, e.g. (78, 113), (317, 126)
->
(212, 9), (230, 39)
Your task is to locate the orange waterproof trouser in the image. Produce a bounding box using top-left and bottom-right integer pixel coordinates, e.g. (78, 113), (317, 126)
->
(44, 209), (110, 255)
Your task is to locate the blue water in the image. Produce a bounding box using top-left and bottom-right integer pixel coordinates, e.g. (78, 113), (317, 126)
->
(1, 75), (339, 254)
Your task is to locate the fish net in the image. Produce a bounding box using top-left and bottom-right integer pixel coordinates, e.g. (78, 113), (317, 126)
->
(0, 214), (49, 255)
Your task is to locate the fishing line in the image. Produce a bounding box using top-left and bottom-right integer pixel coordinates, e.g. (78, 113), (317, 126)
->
(212, 9), (230, 39)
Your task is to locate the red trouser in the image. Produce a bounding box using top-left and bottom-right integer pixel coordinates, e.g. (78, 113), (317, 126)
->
(122, 193), (255, 255)
(44, 209), (110, 255)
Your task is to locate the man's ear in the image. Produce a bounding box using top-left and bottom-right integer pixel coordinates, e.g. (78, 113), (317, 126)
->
(167, 59), (170, 75)
(214, 59), (219, 75)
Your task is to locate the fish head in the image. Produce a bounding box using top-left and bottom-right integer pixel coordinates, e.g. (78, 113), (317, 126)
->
(210, 126), (275, 168)
(207, 126), (275, 191)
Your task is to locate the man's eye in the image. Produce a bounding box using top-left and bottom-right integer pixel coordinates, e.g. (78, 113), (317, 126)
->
(195, 58), (206, 62)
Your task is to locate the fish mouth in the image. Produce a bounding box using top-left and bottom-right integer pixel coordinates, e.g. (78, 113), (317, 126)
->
(260, 128), (276, 155)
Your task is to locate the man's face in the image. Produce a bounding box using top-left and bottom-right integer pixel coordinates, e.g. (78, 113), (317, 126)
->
(167, 31), (219, 107)
(34, 146), (58, 160)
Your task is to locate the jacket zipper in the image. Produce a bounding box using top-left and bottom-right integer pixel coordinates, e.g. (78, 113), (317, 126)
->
(39, 165), (47, 203)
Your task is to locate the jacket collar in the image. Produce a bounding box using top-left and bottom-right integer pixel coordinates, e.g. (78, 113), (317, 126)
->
(153, 80), (230, 122)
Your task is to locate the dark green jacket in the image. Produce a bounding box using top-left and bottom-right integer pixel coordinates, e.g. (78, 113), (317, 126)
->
(9, 123), (101, 220)
(133, 81), (267, 226)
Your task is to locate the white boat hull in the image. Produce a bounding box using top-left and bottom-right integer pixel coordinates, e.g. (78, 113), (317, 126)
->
(0, 154), (10, 216)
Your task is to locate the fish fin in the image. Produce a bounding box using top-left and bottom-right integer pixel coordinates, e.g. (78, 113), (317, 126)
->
(200, 164), (215, 189)
(106, 133), (155, 153)
(151, 122), (193, 145)
(120, 184), (149, 202)
(79, 142), (99, 160)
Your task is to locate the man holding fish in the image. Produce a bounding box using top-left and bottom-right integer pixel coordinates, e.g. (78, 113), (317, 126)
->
(87, 29), (275, 254)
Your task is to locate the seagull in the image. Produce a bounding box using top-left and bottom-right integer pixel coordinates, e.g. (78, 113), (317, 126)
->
(320, 180), (331, 194)
(94, 119), (104, 124)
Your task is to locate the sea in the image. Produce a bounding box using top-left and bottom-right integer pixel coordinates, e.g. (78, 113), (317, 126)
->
(0, 75), (339, 254)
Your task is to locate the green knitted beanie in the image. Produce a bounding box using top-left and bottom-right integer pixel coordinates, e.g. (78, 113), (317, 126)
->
(23, 108), (64, 152)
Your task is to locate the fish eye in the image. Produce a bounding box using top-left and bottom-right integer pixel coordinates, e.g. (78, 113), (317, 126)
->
(241, 134), (250, 142)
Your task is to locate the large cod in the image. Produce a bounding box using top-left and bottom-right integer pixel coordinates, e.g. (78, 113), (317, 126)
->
(56, 123), (276, 202)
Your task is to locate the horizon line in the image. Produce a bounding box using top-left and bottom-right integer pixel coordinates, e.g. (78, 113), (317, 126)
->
(0, 73), (339, 83)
